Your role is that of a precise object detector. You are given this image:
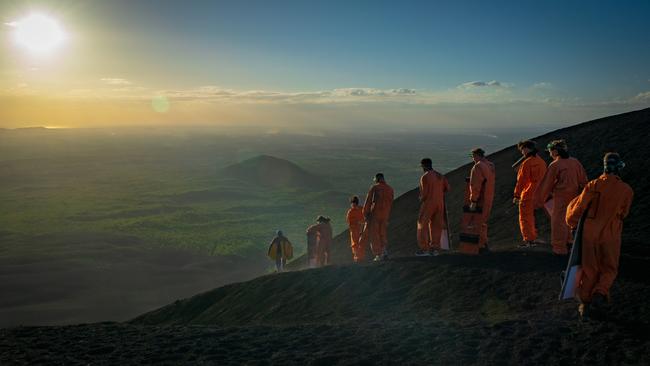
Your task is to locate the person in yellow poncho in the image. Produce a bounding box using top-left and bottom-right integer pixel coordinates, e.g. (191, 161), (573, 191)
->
(268, 230), (293, 272)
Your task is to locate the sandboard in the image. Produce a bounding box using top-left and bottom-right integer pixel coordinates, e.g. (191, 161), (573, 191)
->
(459, 178), (482, 255)
(440, 195), (451, 250)
(559, 208), (588, 300)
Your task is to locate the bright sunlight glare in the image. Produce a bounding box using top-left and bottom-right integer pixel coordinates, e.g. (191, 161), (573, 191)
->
(12, 13), (66, 54)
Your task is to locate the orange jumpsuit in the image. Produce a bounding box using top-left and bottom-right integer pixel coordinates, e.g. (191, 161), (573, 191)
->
(359, 181), (394, 257)
(469, 157), (495, 248)
(514, 154), (547, 242)
(346, 206), (365, 262)
(538, 157), (587, 254)
(418, 170), (449, 251)
(566, 174), (633, 303)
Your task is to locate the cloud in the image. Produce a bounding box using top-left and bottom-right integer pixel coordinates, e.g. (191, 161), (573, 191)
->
(532, 82), (553, 89)
(633, 91), (650, 102)
(100, 78), (132, 86)
(458, 80), (509, 89)
(154, 86), (418, 104)
(4, 21), (18, 27)
(332, 88), (416, 97)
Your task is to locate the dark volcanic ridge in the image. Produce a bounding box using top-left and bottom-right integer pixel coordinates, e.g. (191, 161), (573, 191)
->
(3, 252), (649, 365)
(221, 154), (328, 190)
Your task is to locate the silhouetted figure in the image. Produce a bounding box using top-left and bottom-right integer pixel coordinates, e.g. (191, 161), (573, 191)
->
(268, 230), (293, 272)
(307, 216), (333, 266)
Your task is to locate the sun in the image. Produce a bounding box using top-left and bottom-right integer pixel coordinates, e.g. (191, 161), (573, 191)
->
(11, 13), (66, 54)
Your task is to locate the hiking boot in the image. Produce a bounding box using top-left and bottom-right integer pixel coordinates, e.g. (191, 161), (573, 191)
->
(517, 241), (532, 249)
(478, 247), (490, 255)
(589, 293), (608, 319)
(382, 253), (390, 261)
(429, 249), (440, 257)
(415, 250), (430, 257)
(373, 255), (382, 262)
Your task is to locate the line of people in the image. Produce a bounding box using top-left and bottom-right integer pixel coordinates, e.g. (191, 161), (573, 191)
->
(267, 140), (633, 319)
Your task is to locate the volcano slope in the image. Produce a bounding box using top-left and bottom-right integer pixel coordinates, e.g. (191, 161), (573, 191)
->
(2, 108), (650, 365)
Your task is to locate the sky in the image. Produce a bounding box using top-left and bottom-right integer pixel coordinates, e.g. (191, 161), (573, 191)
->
(1, 0), (649, 130)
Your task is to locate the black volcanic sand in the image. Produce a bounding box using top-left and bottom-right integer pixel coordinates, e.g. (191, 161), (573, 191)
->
(2, 252), (649, 365)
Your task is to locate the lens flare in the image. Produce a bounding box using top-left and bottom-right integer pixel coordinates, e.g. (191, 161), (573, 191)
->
(12, 13), (66, 54)
(151, 95), (170, 113)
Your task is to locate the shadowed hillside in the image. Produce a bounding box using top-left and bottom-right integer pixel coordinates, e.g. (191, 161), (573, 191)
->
(222, 155), (328, 190)
(52, 252), (644, 365)
(321, 107), (650, 265)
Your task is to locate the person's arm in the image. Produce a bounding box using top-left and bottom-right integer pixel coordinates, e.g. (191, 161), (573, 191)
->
(419, 175), (426, 202)
(469, 164), (484, 203)
(513, 160), (528, 200)
(577, 162), (588, 191)
(566, 182), (595, 229)
(443, 176), (450, 193)
(537, 163), (557, 205)
(362, 186), (374, 218)
(346, 209), (352, 226)
(620, 188), (634, 220)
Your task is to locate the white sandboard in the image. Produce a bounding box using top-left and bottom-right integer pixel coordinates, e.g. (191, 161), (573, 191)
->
(440, 229), (450, 250)
(559, 207), (588, 300)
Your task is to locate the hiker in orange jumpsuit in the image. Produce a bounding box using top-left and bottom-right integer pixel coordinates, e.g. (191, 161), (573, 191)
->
(537, 140), (587, 255)
(306, 216), (333, 266)
(346, 196), (366, 262)
(566, 153), (633, 319)
(359, 173), (394, 261)
(513, 140), (547, 248)
(416, 158), (449, 257)
(468, 148), (496, 253)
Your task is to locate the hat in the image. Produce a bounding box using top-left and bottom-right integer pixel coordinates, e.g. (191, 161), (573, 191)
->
(420, 158), (432, 168)
(276, 230), (283, 236)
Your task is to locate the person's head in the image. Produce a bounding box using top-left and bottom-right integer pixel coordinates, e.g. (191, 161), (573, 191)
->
(316, 215), (330, 223)
(603, 152), (625, 175)
(471, 148), (485, 163)
(420, 158), (433, 171)
(517, 140), (537, 156)
(276, 230), (283, 237)
(373, 173), (385, 183)
(350, 195), (359, 207)
(547, 139), (569, 159)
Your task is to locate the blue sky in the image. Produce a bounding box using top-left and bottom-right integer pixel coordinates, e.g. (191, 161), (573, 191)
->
(1, 0), (649, 128)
